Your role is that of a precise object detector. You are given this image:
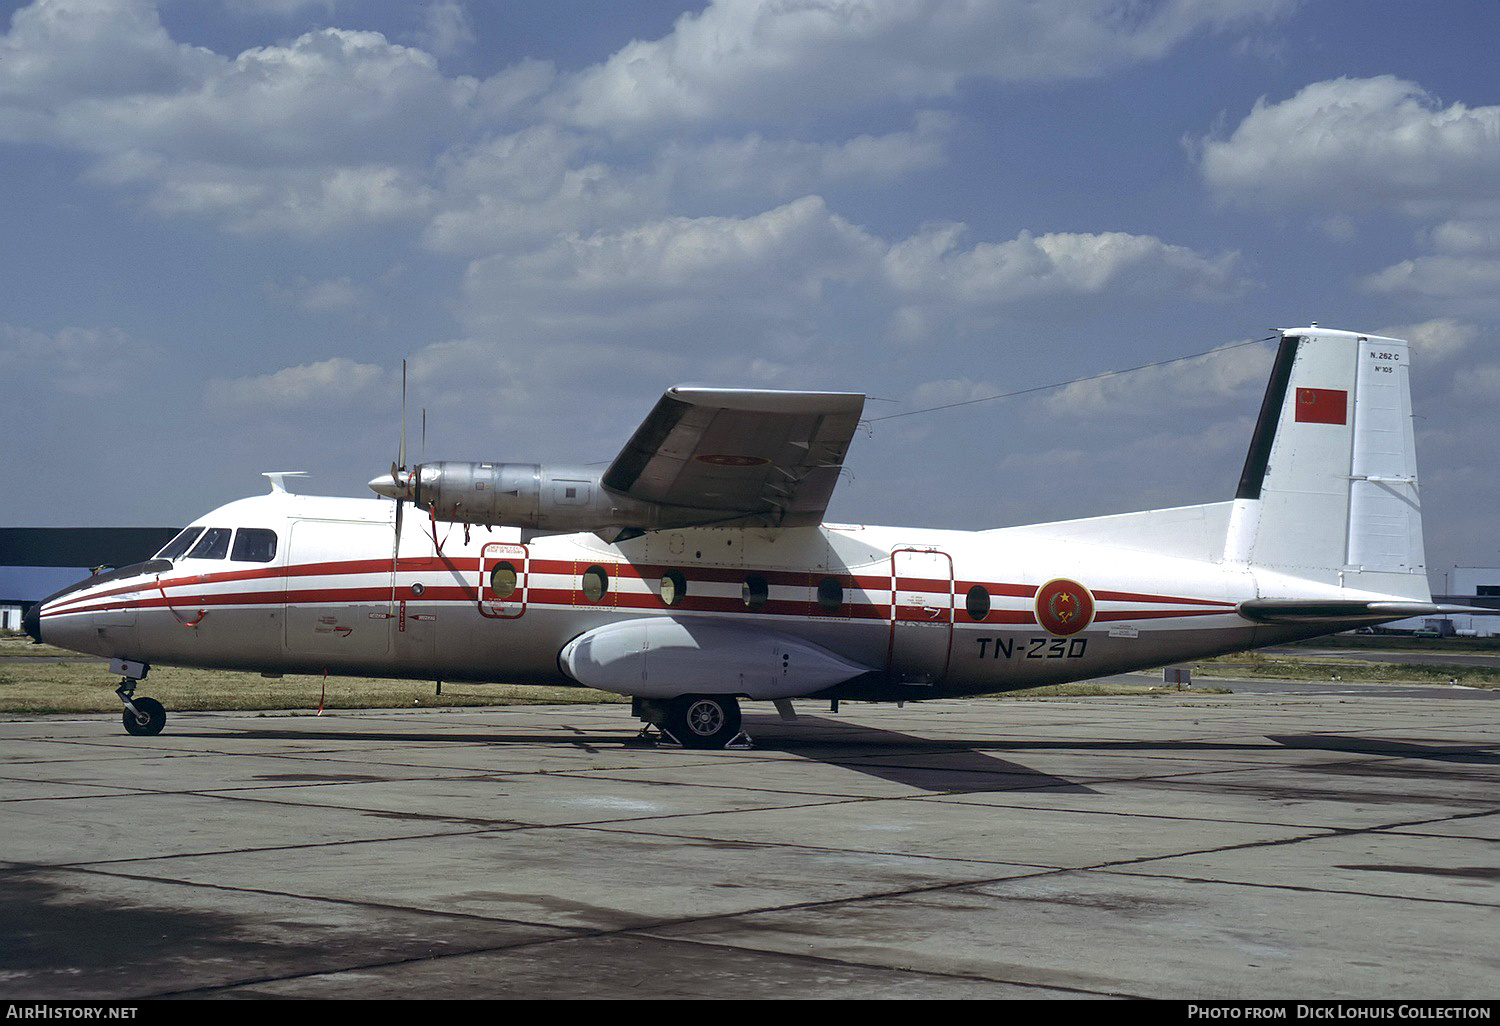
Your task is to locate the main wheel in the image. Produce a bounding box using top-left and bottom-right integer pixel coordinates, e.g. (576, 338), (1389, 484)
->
(665, 695), (741, 750)
(122, 697), (166, 737)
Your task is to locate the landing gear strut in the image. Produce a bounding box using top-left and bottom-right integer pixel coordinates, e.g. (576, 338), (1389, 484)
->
(112, 659), (165, 737)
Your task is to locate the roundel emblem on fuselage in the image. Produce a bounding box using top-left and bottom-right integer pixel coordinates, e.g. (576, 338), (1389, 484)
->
(1034, 578), (1095, 636)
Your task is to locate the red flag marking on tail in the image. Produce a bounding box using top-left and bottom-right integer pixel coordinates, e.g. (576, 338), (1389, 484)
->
(1294, 387), (1347, 425)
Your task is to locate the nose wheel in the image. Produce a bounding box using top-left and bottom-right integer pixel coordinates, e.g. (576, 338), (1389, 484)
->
(116, 679), (167, 737)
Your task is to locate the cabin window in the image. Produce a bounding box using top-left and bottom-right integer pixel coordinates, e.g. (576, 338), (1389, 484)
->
(156, 527), (204, 561)
(816, 577), (844, 612)
(186, 527), (232, 560)
(231, 528), (278, 563)
(581, 565), (609, 603)
(490, 561), (518, 600)
(660, 570), (687, 607)
(965, 585), (991, 621)
(742, 574), (768, 611)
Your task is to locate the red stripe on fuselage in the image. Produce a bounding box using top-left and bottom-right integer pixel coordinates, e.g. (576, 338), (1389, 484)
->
(41, 553), (1241, 629)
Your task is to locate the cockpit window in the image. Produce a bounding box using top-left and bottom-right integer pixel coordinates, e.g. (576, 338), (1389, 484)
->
(186, 527), (232, 560)
(231, 528), (278, 563)
(156, 527), (205, 561)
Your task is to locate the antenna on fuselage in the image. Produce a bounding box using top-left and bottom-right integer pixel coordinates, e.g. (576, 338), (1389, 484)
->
(264, 471), (308, 494)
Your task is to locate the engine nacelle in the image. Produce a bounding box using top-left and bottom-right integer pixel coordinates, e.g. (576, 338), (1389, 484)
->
(409, 462), (648, 533)
(372, 459), (738, 535)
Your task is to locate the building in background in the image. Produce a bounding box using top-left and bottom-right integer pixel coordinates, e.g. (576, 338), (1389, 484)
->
(1374, 567), (1500, 637)
(0, 528), (179, 631)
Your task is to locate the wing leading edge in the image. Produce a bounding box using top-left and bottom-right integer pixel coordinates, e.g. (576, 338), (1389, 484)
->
(603, 387), (865, 529)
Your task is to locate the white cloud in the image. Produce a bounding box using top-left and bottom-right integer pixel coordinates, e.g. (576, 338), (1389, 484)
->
(1361, 256), (1500, 310)
(422, 125), (651, 253)
(410, 1), (476, 57)
(1427, 217), (1500, 255)
(1201, 76), (1500, 312)
(661, 112), (954, 198)
(263, 275), (371, 313)
(1198, 76), (1500, 218)
(1, 3), (470, 232)
(206, 357), (387, 409)
(443, 194), (1256, 381)
(553, 0), (1295, 134)
(464, 195), (882, 321)
(882, 225), (1250, 305)
(0, 0), (219, 141)
(115, 161), (437, 234)
(4, 8), (477, 161)
(1376, 318), (1479, 363)
(423, 114), (954, 255)
(223, 0), (337, 15)
(0, 322), (153, 396)
(1451, 362), (1500, 404)
(1044, 339), (1272, 418)
(0, 1), (1297, 248)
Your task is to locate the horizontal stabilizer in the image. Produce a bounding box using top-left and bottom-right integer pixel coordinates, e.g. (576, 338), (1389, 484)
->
(1237, 599), (1488, 625)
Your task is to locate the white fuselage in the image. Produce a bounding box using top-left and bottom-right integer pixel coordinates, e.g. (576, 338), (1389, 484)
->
(37, 488), (1348, 702)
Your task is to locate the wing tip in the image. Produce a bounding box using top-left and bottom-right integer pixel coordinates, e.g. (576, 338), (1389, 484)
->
(665, 386), (865, 414)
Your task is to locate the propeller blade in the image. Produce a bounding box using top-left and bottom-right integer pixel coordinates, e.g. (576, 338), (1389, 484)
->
(393, 493), (405, 561)
(398, 359), (407, 475)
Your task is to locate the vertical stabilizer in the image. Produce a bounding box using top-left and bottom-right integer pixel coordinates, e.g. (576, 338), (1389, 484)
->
(1224, 328), (1428, 600)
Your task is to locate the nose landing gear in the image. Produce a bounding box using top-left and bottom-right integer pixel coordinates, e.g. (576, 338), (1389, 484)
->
(111, 659), (166, 737)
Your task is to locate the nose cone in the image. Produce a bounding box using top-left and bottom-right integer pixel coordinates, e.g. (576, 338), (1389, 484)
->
(369, 472), (414, 501)
(22, 602), (42, 644)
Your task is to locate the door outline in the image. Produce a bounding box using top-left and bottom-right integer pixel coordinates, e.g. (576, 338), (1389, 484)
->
(284, 519), (394, 657)
(887, 547), (954, 683)
(480, 542), (529, 618)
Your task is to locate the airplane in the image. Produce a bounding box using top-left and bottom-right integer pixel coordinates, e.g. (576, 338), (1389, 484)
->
(23, 326), (1469, 749)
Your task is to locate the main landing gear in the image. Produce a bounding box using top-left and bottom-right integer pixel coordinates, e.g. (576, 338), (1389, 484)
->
(111, 659), (166, 737)
(634, 694), (748, 750)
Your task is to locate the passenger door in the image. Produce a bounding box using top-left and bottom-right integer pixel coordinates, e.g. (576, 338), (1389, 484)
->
(888, 547), (954, 684)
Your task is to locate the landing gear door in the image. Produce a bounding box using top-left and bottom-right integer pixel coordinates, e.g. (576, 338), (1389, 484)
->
(480, 542), (528, 619)
(888, 547), (954, 684)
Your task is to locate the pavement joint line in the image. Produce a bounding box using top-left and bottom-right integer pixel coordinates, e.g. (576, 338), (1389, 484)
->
(1095, 868), (1500, 910)
(159, 921), (1138, 1001)
(93, 794), (1500, 1001)
(7, 749), (1494, 847)
(37, 858), (1137, 1001)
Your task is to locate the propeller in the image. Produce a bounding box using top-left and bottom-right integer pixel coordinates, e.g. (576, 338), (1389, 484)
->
(371, 360), (413, 565)
(394, 360), (408, 561)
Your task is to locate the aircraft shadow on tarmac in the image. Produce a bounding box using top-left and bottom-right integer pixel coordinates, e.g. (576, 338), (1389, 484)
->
(180, 714), (1090, 795)
(173, 712), (1495, 795)
(1264, 734), (1500, 765)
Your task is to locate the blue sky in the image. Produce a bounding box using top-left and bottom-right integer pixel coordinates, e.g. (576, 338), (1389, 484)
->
(3, 0), (1498, 579)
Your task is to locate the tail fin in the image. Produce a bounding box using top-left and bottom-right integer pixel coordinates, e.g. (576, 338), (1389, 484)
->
(1225, 326), (1429, 601)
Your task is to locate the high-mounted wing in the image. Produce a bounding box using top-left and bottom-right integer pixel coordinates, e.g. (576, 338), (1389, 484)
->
(602, 387), (865, 528)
